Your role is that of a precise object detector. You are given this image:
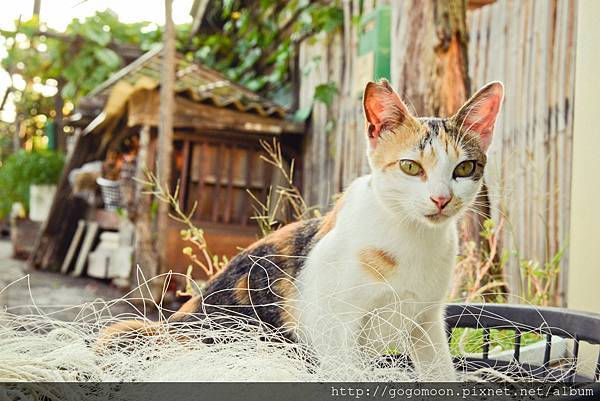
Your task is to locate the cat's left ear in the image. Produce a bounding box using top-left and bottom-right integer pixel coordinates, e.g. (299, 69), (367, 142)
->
(363, 79), (414, 148)
(451, 81), (504, 152)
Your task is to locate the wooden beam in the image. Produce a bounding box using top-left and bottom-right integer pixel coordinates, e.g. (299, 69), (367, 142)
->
(211, 143), (224, 222)
(127, 90), (305, 135)
(71, 222), (98, 277)
(179, 139), (191, 211)
(190, 0), (210, 36)
(156, 0), (176, 284)
(195, 142), (206, 220)
(224, 145), (234, 224)
(241, 145), (253, 226)
(133, 124), (157, 288)
(60, 220), (86, 274)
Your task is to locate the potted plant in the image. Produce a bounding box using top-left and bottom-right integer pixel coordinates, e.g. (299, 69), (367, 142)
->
(0, 149), (64, 257)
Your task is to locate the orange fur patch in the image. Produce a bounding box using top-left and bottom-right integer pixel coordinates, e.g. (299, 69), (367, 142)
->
(240, 192), (346, 259)
(358, 248), (397, 279)
(234, 274), (251, 304)
(244, 220), (301, 256)
(274, 274), (297, 301)
(439, 124), (461, 158)
(369, 121), (425, 171)
(96, 319), (165, 351)
(419, 146), (437, 176)
(270, 221), (302, 255)
(316, 194), (344, 239)
(274, 276), (298, 327)
(170, 297), (201, 322)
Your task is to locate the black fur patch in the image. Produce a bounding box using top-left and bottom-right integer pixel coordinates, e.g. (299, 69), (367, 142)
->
(174, 218), (324, 341)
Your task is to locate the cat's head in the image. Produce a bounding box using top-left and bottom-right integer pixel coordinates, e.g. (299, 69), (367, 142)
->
(362, 79), (503, 227)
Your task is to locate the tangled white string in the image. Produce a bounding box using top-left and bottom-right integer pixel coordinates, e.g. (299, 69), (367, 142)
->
(0, 268), (588, 385)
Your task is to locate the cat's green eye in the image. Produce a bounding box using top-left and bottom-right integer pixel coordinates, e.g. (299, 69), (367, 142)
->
(454, 160), (476, 178)
(399, 160), (423, 176)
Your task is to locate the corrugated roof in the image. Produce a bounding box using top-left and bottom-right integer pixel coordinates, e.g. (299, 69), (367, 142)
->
(82, 45), (289, 119)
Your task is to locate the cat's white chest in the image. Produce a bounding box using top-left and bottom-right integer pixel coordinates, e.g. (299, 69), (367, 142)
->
(297, 175), (457, 318)
(343, 177), (455, 300)
(386, 245), (454, 301)
(354, 218), (456, 303)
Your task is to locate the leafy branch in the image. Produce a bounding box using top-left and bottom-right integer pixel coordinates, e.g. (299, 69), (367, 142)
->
(194, 0), (343, 95)
(451, 218), (508, 303)
(520, 248), (563, 306)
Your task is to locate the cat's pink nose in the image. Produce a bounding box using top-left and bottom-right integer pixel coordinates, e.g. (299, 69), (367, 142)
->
(430, 195), (452, 210)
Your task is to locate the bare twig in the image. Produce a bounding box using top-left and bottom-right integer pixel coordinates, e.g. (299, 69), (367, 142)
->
(247, 138), (316, 237)
(137, 171), (227, 283)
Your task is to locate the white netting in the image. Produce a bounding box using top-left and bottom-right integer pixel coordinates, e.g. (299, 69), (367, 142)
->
(0, 269), (592, 385)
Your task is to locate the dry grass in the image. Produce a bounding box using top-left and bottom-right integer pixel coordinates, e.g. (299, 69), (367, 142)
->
(247, 138), (318, 237)
(451, 217), (563, 306)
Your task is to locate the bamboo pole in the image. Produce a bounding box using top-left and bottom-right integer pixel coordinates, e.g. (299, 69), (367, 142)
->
(156, 0), (176, 298)
(134, 124), (157, 290)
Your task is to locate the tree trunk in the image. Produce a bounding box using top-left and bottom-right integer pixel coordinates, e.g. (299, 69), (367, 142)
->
(392, 0), (470, 117)
(133, 125), (158, 292)
(53, 80), (66, 152)
(155, 0), (176, 298)
(33, 0), (41, 16)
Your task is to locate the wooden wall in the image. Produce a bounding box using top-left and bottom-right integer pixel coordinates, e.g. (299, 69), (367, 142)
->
(299, 0), (577, 303)
(467, 0), (577, 303)
(299, 0), (377, 209)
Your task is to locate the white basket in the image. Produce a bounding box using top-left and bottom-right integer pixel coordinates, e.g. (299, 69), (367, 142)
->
(96, 177), (122, 211)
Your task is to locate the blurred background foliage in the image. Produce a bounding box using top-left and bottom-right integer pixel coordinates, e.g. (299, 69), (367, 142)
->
(0, 1), (342, 155)
(1, 11), (163, 102)
(0, 149), (64, 217)
(194, 0), (342, 96)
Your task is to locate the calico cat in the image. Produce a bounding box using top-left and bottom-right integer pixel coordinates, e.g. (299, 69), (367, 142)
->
(104, 79), (503, 380)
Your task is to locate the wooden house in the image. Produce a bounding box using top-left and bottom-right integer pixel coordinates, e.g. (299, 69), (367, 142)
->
(30, 46), (304, 280)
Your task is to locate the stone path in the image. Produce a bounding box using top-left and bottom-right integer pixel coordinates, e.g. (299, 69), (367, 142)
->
(0, 239), (138, 321)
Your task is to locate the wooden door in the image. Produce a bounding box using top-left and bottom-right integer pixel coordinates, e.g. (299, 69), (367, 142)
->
(166, 134), (290, 278)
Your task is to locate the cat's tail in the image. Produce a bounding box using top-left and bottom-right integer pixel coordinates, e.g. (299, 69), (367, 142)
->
(96, 319), (167, 351)
(96, 297), (203, 351)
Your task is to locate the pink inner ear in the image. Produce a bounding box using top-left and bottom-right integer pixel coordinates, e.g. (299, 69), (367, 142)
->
(462, 89), (503, 149)
(367, 124), (379, 147)
(364, 97), (386, 143)
(363, 81), (407, 146)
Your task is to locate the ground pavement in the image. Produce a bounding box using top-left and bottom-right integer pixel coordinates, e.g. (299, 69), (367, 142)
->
(0, 239), (136, 321)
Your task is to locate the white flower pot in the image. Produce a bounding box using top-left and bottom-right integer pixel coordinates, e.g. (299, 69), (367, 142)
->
(29, 184), (57, 222)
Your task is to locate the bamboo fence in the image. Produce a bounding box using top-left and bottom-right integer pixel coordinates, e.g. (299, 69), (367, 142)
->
(298, 0), (577, 304)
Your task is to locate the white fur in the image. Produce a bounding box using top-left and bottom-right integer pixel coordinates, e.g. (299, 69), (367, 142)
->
(293, 132), (486, 381)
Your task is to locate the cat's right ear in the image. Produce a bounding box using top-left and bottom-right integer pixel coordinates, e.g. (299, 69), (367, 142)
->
(363, 79), (413, 147)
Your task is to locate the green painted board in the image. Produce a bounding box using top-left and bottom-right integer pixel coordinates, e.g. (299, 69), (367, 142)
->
(357, 5), (391, 90)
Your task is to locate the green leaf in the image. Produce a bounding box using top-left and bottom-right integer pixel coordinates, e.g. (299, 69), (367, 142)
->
(81, 24), (110, 46)
(313, 82), (338, 106)
(293, 105), (312, 121)
(0, 150), (64, 217)
(61, 81), (76, 100)
(94, 48), (120, 69)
